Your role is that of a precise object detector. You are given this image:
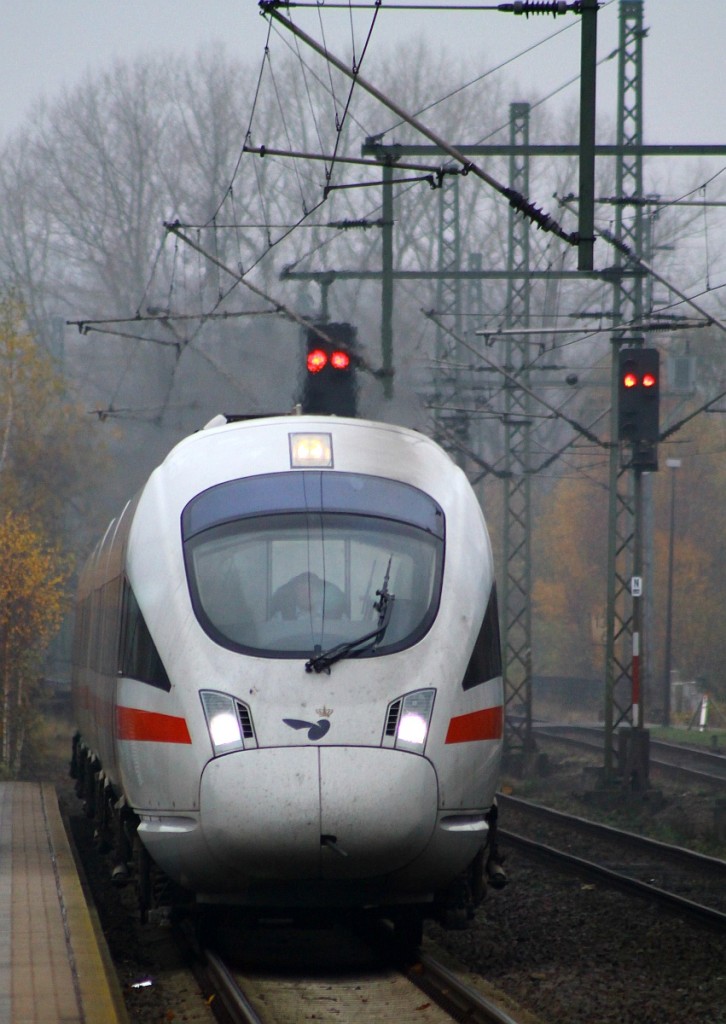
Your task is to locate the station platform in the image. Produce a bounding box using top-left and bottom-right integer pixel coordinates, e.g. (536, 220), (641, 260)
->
(0, 781), (128, 1023)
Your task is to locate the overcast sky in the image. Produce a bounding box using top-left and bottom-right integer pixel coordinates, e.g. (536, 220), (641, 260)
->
(2, 0), (725, 150)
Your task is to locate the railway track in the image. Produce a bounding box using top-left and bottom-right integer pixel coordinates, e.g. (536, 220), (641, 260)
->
(535, 724), (726, 786)
(193, 921), (530, 1024)
(498, 793), (726, 930)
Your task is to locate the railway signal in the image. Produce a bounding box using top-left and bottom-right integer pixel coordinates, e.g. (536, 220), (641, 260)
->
(617, 347), (660, 470)
(301, 322), (359, 417)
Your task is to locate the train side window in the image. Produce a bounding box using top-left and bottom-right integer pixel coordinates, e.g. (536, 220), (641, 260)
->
(100, 575), (123, 676)
(72, 595), (91, 672)
(119, 580), (171, 691)
(462, 583), (502, 690)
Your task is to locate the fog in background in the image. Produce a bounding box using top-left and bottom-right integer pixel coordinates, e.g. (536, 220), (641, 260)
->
(0, 1), (724, 536)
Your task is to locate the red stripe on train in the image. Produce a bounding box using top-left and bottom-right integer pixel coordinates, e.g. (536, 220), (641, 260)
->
(445, 706), (503, 744)
(116, 706), (192, 744)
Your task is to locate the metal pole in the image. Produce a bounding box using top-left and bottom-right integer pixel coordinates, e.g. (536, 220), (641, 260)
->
(663, 458), (681, 727)
(603, 0), (645, 781)
(502, 102), (534, 765)
(577, 0), (598, 270)
(632, 467), (643, 728)
(626, 461), (652, 792)
(603, 345), (619, 779)
(381, 165), (394, 397)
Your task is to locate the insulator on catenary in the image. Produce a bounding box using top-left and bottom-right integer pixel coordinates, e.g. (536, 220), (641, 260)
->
(499, 1), (572, 16)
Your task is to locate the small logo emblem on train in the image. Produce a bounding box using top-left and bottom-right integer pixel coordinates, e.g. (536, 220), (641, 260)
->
(283, 717), (331, 741)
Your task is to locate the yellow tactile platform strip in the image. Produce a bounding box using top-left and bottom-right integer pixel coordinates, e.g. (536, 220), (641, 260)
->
(0, 782), (128, 1024)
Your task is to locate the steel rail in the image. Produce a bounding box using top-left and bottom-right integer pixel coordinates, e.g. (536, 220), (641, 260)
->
(198, 933), (534, 1024)
(202, 948), (264, 1024)
(500, 829), (726, 932)
(535, 726), (726, 786)
(498, 793), (726, 876)
(411, 952), (533, 1024)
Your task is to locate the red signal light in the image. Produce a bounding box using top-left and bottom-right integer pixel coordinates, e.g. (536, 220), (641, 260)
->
(307, 349), (328, 374)
(330, 350), (351, 370)
(617, 347), (660, 456)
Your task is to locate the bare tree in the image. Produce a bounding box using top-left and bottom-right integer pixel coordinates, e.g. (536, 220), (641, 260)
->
(0, 39), (721, 516)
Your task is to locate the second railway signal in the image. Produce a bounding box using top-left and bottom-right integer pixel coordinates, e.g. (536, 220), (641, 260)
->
(618, 347), (660, 470)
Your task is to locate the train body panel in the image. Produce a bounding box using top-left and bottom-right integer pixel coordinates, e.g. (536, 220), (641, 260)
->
(71, 415), (503, 917)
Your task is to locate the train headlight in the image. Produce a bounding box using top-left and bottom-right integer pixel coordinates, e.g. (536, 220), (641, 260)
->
(289, 432), (333, 468)
(200, 691), (256, 756)
(394, 689), (436, 754)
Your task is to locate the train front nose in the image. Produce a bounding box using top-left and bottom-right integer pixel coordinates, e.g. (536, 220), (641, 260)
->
(199, 747), (438, 881)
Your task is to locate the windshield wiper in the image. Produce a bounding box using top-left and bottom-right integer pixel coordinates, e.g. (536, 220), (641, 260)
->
(305, 558), (395, 675)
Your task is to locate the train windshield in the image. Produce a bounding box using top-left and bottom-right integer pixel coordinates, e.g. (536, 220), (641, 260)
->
(182, 472), (444, 659)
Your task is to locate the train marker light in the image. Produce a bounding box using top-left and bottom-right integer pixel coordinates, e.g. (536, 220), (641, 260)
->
(289, 432), (333, 468)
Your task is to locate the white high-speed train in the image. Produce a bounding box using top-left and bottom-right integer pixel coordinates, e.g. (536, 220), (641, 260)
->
(71, 414), (504, 936)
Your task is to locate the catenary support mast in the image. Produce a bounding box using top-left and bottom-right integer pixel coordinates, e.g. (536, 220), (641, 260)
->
(502, 103), (535, 763)
(603, 0), (646, 777)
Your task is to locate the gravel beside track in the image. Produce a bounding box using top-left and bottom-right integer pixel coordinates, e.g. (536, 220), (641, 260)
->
(428, 749), (726, 1024)
(428, 846), (726, 1024)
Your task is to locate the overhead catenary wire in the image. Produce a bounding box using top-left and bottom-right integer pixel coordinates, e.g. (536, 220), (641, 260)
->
(209, 17), (275, 224)
(260, 1), (579, 245)
(650, 164), (726, 217)
(242, 144), (464, 177)
(239, 9), (609, 281)
(321, 0), (381, 187)
(431, 287), (726, 463)
(265, 53), (311, 212)
(79, 1), (720, 403)
(266, 2), (584, 11)
(162, 220), (383, 373)
(232, 5), (606, 299)
(553, 193), (726, 335)
(369, 0), (617, 139)
(219, 8), (382, 240)
(598, 228), (726, 337)
(422, 309), (606, 447)
(68, 310), (279, 334)
(265, 19), (374, 140)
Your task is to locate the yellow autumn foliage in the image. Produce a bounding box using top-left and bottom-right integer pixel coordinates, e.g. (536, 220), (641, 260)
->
(531, 406), (726, 705)
(532, 474), (609, 678)
(0, 294), (91, 771)
(0, 294), (100, 533)
(0, 512), (69, 653)
(0, 510), (72, 770)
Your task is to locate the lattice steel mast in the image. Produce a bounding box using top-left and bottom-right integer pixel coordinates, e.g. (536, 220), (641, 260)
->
(603, 0), (647, 776)
(501, 104), (535, 761)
